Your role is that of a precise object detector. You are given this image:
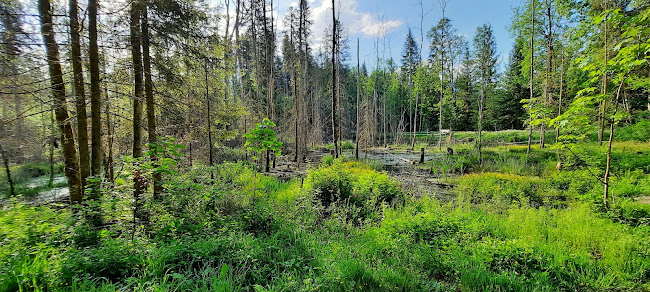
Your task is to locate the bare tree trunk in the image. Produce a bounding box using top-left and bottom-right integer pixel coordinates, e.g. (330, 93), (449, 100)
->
(412, 1), (425, 151)
(478, 77), (485, 165)
(0, 142), (14, 196)
(604, 80), (624, 208)
(205, 60), (214, 181)
(556, 46), (564, 142)
(87, 0), (103, 225)
(89, 0), (102, 185)
(39, 0), (83, 204)
(49, 109), (54, 186)
(599, 12), (608, 145)
(337, 51), (342, 155)
(105, 87), (114, 183)
(438, 1), (447, 151)
(331, 0), (338, 158)
(356, 38), (360, 160)
(527, 0), (535, 155)
(141, 3), (161, 198)
(540, 0), (553, 149)
(130, 0), (145, 205)
(69, 0), (90, 186)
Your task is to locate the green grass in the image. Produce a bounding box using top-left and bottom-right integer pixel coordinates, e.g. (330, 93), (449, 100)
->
(1, 134), (649, 291)
(0, 162), (66, 198)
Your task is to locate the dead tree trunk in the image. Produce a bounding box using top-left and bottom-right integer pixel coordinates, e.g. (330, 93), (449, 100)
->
(527, 0), (535, 155)
(331, 0), (338, 158)
(356, 38), (360, 160)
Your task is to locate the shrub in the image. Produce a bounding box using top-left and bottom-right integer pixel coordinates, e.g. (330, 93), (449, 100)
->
(616, 120), (650, 142)
(341, 140), (355, 150)
(11, 163), (63, 184)
(62, 238), (145, 283)
(306, 160), (403, 224)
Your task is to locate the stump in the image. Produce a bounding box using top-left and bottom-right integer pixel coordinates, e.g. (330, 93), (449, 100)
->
(420, 148), (425, 164)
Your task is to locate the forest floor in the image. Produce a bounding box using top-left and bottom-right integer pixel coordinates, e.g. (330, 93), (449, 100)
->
(1, 129), (650, 291)
(270, 147), (453, 202)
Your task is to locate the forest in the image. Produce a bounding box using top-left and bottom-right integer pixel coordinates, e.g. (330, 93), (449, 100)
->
(0, 0), (649, 290)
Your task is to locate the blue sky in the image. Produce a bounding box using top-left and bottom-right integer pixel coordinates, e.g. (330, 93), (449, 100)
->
(215, 0), (525, 72)
(283, 0), (523, 71)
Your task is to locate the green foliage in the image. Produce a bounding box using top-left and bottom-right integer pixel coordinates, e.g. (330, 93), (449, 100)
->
(0, 203), (70, 291)
(616, 120), (650, 142)
(306, 160), (403, 225)
(0, 163), (67, 197)
(145, 136), (185, 176)
(243, 119), (283, 159)
(1, 138), (649, 291)
(340, 140), (355, 150)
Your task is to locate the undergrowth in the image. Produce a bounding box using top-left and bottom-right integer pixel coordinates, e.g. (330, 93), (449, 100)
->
(0, 141), (649, 291)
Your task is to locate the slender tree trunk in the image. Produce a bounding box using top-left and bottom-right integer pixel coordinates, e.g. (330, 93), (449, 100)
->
(412, 71), (420, 150)
(205, 59), (214, 181)
(407, 51), (413, 148)
(87, 0), (103, 225)
(356, 38), (360, 160)
(130, 0), (145, 207)
(331, 0), (338, 158)
(69, 0), (90, 186)
(599, 13), (608, 145)
(478, 78), (485, 165)
(527, 0), (535, 155)
(413, 1), (424, 151)
(89, 0), (102, 178)
(301, 0), (308, 159)
(556, 47), (564, 142)
(141, 4), (161, 198)
(438, 6), (446, 151)
(0, 142), (14, 196)
(105, 88), (114, 183)
(604, 80), (624, 208)
(39, 0), (83, 204)
(337, 50), (342, 155)
(49, 109), (55, 186)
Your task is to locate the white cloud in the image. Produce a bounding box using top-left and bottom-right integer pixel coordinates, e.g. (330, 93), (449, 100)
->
(305, 0), (403, 52)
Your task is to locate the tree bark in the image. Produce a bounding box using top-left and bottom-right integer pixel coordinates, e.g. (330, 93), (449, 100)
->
(141, 3), (161, 198)
(356, 38), (360, 160)
(131, 1), (144, 159)
(89, 0), (102, 198)
(0, 142), (14, 196)
(527, 0), (535, 155)
(130, 0), (145, 204)
(604, 80), (624, 208)
(331, 0), (338, 158)
(599, 13), (608, 145)
(39, 0), (83, 204)
(69, 0), (90, 186)
(205, 59), (214, 181)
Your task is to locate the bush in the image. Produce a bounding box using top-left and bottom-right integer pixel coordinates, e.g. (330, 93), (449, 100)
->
(616, 120), (650, 142)
(215, 147), (247, 163)
(306, 160), (403, 224)
(453, 173), (569, 211)
(341, 140), (355, 150)
(11, 163), (63, 184)
(61, 238), (144, 283)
